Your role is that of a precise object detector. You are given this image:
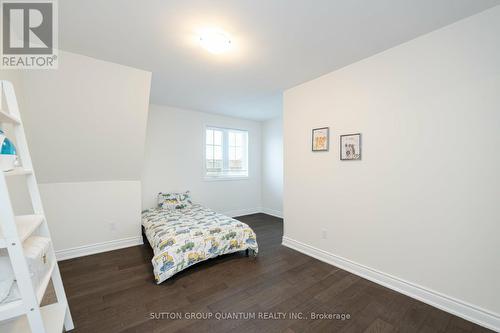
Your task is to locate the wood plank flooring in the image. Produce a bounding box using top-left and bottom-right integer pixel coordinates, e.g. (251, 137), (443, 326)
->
(50, 213), (492, 332)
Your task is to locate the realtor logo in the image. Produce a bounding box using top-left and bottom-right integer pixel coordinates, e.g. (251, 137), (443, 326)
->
(1, 0), (58, 69)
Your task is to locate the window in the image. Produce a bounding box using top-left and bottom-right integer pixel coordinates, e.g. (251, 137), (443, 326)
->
(205, 127), (248, 179)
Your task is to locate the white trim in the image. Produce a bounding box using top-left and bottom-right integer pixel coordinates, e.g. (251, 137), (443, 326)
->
(222, 208), (283, 218)
(221, 207), (262, 218)
(261, 207), (283, 218)
(56, 236), (143, 261)
(282, 236), (500, 332)
(54, 209), (281, 261)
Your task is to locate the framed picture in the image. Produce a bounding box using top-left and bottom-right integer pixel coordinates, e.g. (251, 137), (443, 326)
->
(312, 127), (329, 152)
(340, 133), (361, 160)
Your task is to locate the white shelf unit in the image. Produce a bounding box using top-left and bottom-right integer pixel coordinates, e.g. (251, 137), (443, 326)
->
(0, 80), (74, 332)
(0, 215), (44, 248)
(0, 303), (66, 333)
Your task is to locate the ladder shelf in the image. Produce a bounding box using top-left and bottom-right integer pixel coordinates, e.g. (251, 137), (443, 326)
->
(0, 80), (74, 332)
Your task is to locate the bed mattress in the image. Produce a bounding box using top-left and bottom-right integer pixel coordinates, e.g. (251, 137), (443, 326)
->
(142, 204), (258, 284)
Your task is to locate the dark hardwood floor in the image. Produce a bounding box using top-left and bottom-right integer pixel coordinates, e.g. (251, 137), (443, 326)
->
(53, 214), (492, 333)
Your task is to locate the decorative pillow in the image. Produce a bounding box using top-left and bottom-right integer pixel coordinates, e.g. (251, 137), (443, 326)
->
(158, 191), (192, 210)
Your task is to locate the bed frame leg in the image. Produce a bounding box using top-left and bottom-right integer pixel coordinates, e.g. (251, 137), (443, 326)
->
(245, 249), (249, 257)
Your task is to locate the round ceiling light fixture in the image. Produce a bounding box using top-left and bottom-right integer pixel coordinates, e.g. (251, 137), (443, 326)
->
(199, 28), (232, 54)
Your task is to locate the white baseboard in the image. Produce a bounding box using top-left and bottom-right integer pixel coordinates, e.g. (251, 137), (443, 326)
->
(221, 207), (283, 218)
(56, 236), (144, 261)
(282, 236), (500, 332)
(221, 207), (262, 218)
(55, 208), (280, 261)
(261, 207), (283, 218)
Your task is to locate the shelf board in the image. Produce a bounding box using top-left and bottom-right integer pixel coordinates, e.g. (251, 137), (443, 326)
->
(36, 260), (56, 305)
(3, 168), (32, 177)
(0, 215), (45, 248)
(0, 303), (66, 333)
(0, 299), (24, 322)
(0, 259), (55, 321)
(0, 110), (20, 125)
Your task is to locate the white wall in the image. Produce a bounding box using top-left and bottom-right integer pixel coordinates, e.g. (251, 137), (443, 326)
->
(142, 104), (262, 216)
(40, 181), (141, 259)
(283, 5), (500, 328)
(261, 116), (283, 217)
(0, 71), (23, 108)
(21, 51), (151, 183)
(2, 51), (151, 256)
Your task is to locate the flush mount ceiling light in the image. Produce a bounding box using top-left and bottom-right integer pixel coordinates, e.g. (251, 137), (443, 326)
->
(199, 29), (232, 54)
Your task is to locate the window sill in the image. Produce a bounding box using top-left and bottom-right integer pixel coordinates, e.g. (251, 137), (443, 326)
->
(204, 176), (249, 182)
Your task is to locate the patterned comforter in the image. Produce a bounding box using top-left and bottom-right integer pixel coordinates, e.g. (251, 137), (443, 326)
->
(142, 204), (258, 284)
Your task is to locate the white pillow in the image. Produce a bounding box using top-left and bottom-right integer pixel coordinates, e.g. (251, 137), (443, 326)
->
(158, 191), (193, 210)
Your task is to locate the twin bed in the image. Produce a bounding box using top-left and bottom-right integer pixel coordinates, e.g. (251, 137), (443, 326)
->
(142, 194), (258, 284)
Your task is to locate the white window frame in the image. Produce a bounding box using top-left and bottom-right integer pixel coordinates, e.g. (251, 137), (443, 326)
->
(204, 126), (249, 181)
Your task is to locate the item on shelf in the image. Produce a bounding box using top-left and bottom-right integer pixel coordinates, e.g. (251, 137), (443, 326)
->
(23, 236), (54, 290)
(0, 236), (54, 302)
(0, 129), (18, 171)
(0, 257), (15, 303)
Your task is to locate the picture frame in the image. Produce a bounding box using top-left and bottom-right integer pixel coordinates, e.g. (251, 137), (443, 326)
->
(340, 133), (362, 160)
(312, 127), (329, 152)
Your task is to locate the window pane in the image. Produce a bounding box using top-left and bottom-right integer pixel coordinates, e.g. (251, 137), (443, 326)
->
(206, 130), (213, 145)
(235, 146), (243, 160)
(229, 160), (241, 169)
(205, 127), (248, 178)
(229, 147), (236, 160)
(214, 159), (223, 170)
(206, 146), (213, 160)
(229, 131), (244, 147)
(229, 146), (243, 170)
(234, 132), (243, 146)
(229, 132), (236, 146)
(214, 146), (222, 160)
(214, 130), (223, 145)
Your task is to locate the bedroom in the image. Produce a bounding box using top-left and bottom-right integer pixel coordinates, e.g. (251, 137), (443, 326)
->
(0, 0), (499, 332)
